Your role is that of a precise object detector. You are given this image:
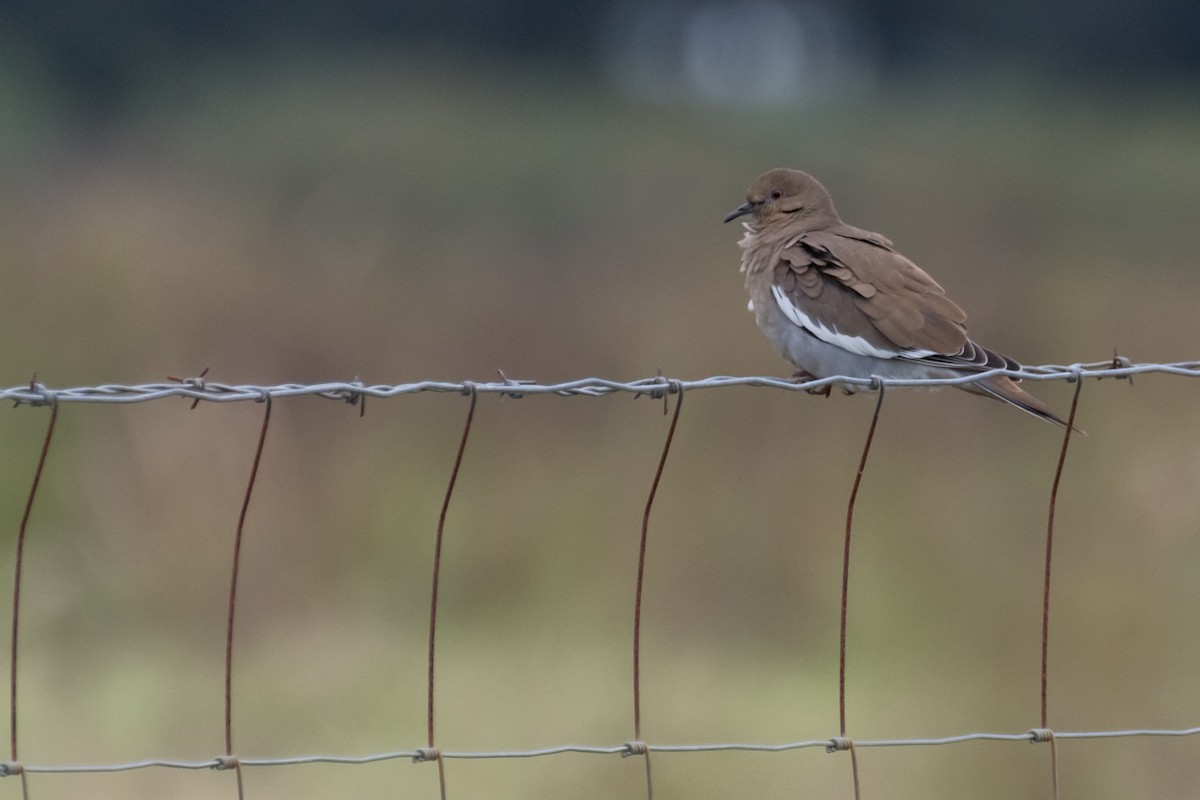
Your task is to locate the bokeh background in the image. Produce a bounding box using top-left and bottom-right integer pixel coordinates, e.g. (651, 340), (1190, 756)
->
(1, 2), (1199, 798)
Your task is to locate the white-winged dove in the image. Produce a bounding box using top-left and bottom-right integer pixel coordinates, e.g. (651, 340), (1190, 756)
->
(727, 168), (1068, 427)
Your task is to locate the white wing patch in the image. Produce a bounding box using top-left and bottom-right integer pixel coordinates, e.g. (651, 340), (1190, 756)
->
(771, 285), (936, 361)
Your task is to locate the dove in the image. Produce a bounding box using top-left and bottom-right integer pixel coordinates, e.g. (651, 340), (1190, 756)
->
(727, 168), (1067, 426)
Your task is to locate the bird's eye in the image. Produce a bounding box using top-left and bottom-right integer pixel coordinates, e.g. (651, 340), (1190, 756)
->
(769, 189), (783, 200)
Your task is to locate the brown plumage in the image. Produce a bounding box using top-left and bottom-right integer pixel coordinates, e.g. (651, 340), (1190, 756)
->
(725, 168), (1068, 427)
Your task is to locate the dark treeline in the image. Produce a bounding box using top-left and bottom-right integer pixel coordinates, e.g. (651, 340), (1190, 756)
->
(3, 0), (1196, 109)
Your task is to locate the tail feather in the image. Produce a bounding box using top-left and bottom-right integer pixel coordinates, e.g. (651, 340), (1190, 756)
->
(964, 375), (1080, 432)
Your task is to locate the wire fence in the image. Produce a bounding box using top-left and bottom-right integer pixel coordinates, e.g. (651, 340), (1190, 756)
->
(3, 359), (1199, 799)
(2, 357), (1195, 406)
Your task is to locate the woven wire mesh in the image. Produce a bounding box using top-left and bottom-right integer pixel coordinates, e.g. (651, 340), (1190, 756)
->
(2, 362), (1197, 798)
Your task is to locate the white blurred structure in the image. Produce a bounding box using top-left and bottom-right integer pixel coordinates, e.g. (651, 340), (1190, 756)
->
(601, 0), (876, 106)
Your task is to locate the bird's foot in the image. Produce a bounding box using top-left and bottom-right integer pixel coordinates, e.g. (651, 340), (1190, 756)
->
(791, 370), (832, 397)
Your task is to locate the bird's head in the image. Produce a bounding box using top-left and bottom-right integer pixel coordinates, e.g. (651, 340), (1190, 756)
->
(723, 168), (839, 229)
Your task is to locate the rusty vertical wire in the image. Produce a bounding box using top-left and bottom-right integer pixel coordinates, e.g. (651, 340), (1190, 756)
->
(1047, 735), (1060, 800)
(631, 386), (684, 800)
(224, 395), (273, 800)
(1040, 378), (1082, 800)
(427, 389), (478, 800)
(848, 742), (862, 800)
(839, 384), (884, 800)
(8, 399), (59, 800)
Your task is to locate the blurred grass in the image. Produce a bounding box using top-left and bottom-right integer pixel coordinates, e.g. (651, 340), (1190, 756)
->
(0, 53), (1198, 798)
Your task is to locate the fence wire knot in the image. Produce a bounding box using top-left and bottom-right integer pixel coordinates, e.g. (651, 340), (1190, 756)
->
(20, 379), (56, 409)
(1028, 728), (1056, 744)
(632, 375), (670, 399)
(496, 369), (534, 399)
(412, 747), (441, 763)
(324, 378), (366, 414)
(622, 741), (649, 757)
(211, 755), (239, 770)
(0, 762), (22, 777)
(166, 367), (210, 409)
(1102, 350), (1135, 385)
(826, 737), (854, 753)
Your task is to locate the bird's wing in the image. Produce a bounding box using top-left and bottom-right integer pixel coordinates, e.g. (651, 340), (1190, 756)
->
(772, 228), (1015, 370)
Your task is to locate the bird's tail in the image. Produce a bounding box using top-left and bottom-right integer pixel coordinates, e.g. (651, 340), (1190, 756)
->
(964, 375), (1079, 431)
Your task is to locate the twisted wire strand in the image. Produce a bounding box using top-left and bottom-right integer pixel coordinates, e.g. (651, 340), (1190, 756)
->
(0, 360), (1192, 406)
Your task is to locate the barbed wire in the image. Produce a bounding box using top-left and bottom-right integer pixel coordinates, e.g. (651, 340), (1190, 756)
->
(2, 358), (1196, 406)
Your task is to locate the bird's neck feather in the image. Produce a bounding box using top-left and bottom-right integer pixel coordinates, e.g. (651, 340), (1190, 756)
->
(737, 222), (801, 280)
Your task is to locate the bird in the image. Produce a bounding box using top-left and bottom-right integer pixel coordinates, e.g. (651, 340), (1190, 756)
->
(725, 167), (1069, 427)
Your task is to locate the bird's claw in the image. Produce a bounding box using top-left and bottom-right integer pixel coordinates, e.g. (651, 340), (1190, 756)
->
(791, 370), (832, 397)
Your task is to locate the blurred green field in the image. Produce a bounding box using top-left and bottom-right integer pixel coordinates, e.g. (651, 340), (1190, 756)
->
(1, 55), (1199, 798)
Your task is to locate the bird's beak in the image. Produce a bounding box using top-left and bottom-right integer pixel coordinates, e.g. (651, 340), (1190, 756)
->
(723, 201), (754, 223)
